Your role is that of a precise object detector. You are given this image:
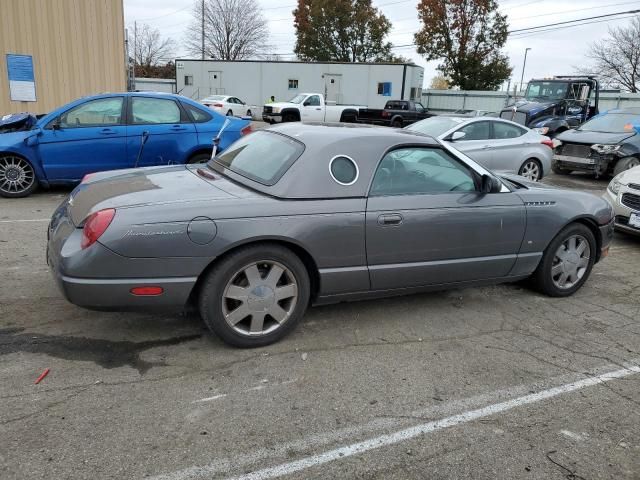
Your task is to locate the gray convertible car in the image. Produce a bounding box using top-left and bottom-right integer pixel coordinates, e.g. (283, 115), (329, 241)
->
(48, 123), (614, 347)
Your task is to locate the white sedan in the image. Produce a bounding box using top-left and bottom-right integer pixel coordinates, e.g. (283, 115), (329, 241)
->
(200, 95), (257, 119)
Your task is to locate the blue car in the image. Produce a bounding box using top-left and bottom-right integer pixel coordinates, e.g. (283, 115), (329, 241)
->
(0, 92), (251, 197)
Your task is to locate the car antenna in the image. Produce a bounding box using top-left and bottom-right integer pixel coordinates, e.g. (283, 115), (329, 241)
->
(134, 131), (150, 169)
(211, 118), (232, 160)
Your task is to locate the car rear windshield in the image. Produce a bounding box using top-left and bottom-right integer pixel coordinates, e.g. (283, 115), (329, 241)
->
(579, 113), (640, 133)
(212, 131), (304, 186)
(406, 116), (465, 137)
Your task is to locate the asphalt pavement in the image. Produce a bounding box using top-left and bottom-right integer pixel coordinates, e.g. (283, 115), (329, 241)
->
(0, 172), (639, 480)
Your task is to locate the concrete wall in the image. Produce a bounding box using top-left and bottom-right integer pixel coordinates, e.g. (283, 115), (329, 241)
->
(0, 0), (126, 115)
(176, 60), (424, 109)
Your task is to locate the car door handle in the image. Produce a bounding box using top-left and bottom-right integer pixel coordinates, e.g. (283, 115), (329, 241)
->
(99, 128), (117, 135)
(170, 125), (188, 131)
(378, 213), (403, 225)
(482, 145), (492, 149)
(315, 108), (321, 111)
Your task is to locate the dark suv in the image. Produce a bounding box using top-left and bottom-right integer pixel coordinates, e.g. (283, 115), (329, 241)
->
(358, 100), (432, 127)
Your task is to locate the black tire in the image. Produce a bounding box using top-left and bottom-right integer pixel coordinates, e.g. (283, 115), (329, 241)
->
(613, 156), (640, 177)
(391, 118), (403, 128)
(187, 153), (211, 164)
(198, 243), (311, 348)
(282, 112), (297, 123)
(226, 110), (233, 116)
(530, 223), (597, 297)
(518, 158), (543, 181)
(551, 162), (572, 175)
(246, 109), (252, 118)
(0, 155), (38, 198)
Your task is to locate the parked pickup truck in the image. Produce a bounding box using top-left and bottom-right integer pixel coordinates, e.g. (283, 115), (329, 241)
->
(262, 93), (362, 124)
(358, 100), (433, 127)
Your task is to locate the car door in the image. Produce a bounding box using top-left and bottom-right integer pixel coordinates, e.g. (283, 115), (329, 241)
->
(366, 146), (526, 290)
(37, 96), (127, 181)
(446, 120), (494, 168)
(301, 95), (324, 122)
(487, 120), (531, 172)
(127, 96), (198, 167)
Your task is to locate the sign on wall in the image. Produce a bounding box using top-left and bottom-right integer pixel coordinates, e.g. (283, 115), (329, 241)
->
(6, 54), (36, 102)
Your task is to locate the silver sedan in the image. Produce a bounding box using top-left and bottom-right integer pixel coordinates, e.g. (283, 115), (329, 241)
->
(406, 116), (554, 181)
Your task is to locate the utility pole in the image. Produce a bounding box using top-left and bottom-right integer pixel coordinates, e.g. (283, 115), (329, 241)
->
(201, 0), (205, 60)
(519, 47), (531, 93)
(132, 21), (137, 83)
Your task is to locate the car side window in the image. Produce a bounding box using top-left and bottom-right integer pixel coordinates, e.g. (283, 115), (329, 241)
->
(58, 97), (123, 128)
(306, 95), (320, 106)
(415, 103), (425, 113)
(182, 103), (212, 123)
(131, 97), (181, 124)
(492, 121), (526, 139)
(229, 97), (239, 104)
(370, 148), (477, 196)
(456, 121), (491, 141)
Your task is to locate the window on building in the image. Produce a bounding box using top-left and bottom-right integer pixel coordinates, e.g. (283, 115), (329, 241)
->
(185, 75), (194, 86)
(377, 82), (392, 96)
(288, 79), (299, 89)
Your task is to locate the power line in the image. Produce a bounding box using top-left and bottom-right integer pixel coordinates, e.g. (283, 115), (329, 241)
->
(509, 8), (640, 33)
(510, 0), (640, 21)
(510, 14), (639, 39)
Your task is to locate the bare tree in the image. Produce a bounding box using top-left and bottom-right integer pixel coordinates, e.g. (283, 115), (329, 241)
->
(583, 17), (640, 92)
(129, 23), (175, 68)
(185, 0), (269, 60)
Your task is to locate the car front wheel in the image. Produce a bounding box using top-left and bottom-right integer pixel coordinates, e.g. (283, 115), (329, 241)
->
(519, 158), (542, 181)
(199, 244), (310, 347)
(0, 155), (38, 198)
(531, 223), (596, 297)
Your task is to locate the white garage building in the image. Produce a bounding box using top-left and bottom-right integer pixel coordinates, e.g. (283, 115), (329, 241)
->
(175, 59), (424, 109)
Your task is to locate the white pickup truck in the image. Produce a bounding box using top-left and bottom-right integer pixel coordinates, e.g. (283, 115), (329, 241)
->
(262, 93), (362, 124)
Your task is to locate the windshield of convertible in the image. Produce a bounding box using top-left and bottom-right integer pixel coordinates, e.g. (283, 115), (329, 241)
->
(212, 131), (304, 185)
(578, 112), (640, 133)
(525, 81), (569, 101)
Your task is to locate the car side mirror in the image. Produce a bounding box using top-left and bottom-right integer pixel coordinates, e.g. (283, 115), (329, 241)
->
(52, 117), (62, 130)
(450, 131), (466, 141)
(481, 174), (501, 194)
(303, 101), (310, 106)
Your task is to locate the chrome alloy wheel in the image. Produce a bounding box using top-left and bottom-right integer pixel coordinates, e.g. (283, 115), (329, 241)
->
(0, 156), (35, 195)
(222, 261), (299, 336)
(520, 160), (541, 181)
(551, 234), (590, 290)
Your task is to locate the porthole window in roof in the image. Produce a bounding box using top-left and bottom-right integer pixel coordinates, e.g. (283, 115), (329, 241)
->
(330, 155), (359, 185)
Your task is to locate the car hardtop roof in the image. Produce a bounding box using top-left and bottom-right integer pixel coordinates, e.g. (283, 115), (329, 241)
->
(269, 122), (440, 146)
(605, 107), (640, 115)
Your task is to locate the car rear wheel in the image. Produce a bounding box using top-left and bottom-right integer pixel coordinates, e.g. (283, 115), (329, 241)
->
(531, 223), (596, 297)
(613, 156), (640, 177)
(0, 155), (38, 198)
(187, 153), (211, 164)
(199, 244), (310, 347)
(391, 119), (403, 128)
(519, 158), (542, 181)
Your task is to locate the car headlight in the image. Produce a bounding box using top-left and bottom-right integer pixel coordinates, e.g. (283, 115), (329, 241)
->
(608, 178), (622, 195)
(592, 144), (621, 154)
(534, 127), (549, 135)
(271, 107), (280, 114)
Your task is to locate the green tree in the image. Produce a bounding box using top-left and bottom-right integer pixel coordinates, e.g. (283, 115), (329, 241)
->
(414, 0), (512, 90)
(293, 0), (395, 62)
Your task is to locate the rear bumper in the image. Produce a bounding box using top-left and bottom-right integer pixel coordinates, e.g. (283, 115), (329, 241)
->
(50, 268), (197, 309)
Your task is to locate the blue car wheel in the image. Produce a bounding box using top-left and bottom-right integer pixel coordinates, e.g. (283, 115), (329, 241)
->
(0, 155), (38, 198)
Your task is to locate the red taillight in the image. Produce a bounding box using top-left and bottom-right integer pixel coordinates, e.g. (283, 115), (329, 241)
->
(213, 103), (224, 107)
(382, 111), (390, 118)
(541, 138), (554, 149)
(80, 208), (115, 249)
(241, 125), (252, 136)
(130, 286), (164, 296)
(81, 173), (95, 183)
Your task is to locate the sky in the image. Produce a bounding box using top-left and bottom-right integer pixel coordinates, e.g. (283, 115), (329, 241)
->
(123, 0), (640, 90)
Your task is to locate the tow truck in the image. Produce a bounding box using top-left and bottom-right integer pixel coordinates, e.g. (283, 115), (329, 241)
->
(499, 76), (599, 137)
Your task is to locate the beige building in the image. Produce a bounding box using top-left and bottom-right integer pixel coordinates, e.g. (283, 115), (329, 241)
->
(0, 0), (126, 115)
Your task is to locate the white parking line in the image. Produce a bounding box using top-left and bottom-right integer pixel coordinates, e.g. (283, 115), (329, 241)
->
(151, 362), (640, 480)
(0, 218), (49, 223)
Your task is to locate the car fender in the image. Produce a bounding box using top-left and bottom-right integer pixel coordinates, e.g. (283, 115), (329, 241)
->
(0, 132), (48, 185)
(280, 108), (301, 121)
